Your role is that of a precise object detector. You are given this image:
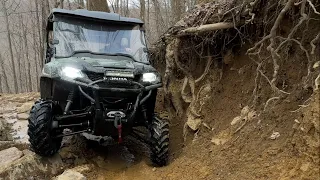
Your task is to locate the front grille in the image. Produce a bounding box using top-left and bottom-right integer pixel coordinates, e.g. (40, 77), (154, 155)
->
(85, 72), (138, 89)
(86, 72), (104, 81)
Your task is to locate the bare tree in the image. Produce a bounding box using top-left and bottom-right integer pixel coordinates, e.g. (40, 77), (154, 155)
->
(140, 0), (145, 21)
(1, 0), (18, 93)
(172, 0), (185, 23)
(87, 0), (110, 12)
(151, 0), (164, 36)
(22, 15), (33, 92)
(0, 54), (10, 93)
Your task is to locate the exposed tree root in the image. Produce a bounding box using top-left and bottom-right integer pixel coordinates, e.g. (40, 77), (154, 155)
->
(178, 22), (235, 37)
(311, 32), (320, 55)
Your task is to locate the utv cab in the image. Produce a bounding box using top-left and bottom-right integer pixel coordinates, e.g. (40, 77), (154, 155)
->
(28, 9), (169, 166)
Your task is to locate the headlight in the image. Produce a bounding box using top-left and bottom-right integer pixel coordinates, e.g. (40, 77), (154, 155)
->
(142, 72), (160, 83)
(61, 67), (84, 79)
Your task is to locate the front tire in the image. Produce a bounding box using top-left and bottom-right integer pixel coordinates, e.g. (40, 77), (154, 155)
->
(149, 115), (169, 166)
(28, 100), (62, 156)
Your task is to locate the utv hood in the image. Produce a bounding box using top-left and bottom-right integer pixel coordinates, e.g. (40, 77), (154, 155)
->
(41, 56), (156, 79)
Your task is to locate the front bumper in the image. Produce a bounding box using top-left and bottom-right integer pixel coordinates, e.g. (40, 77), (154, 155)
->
(57, 77), (161, 134)
(60, 77), (162, 93)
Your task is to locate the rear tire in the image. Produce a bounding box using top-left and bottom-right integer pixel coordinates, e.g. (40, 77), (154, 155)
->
(149, 115), (169, 166)
(28, 100), (62, 156)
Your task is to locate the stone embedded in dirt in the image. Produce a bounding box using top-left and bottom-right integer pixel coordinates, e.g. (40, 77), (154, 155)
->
(0, 147), (23, 168)
(211, 130), (231, 145)
(270, 132), (280, 140)
(16, 102), (34, 114)
(152, 167), (157, 171)
(0, 153), (64, 179)
(94, 156), (109, 169)
(22, 149), (35, 156)
(59, 146), (76, 160)
(247, 111), (257, 121)
(231, 116), (242, 126)
(55, 170), (87, 180)
(300, 162), (311, 172)
(231, 106), (257, 126)
(211, 137), (229, 145)
(69, 164), (94, 174)
(241, 106), (250, 116)
(187, 118), (202, 131)
(17, 113), (29, 120)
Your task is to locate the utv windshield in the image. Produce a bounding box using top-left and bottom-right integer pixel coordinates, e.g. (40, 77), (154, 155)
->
(53, 17), (148, 63)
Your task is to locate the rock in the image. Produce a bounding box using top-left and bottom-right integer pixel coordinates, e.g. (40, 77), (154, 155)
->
(22, 149), (35, 156)
(270, 131), (280, 140)
(16, 102), (34, 114)
(211, 137), (229, 145)
(55, 170), (87, 180)
(0, 147), (23, 168)
(247, 111), (257, 121)
(231, 106), (257, 126)
(17, 113), (29, 120)
(240, 106), (250, 116)
(70, 164), (94, 174)
(300, 162), (310, 172)
(231, 116), (242, 126)
(59, 146), (75, 159)
(94, 156), (108, 168)
(0, 153), (64, 179)
(211, 129), (231, 145)
(152, 167), (157, 171)
(0, 141), (29, 151)
(187, 117), (202, 131)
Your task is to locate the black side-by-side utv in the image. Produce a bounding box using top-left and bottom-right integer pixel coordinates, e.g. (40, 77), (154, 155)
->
(27, 8), (169, 166)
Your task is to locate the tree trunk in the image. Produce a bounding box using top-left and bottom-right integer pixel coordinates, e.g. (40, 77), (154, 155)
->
(22, 16), (33, 92)
(115, 0), (119, 13)
(41, 0), (50, 69)
(32, 18), (39, 91)
(151, 0), (164, 36)
(1, 0), (18, 93)
(172, 0), (185, 24)
(0, 54), (10, 93)
(60, 0), (64, 8)
(125, 0), (129, 16)
(76, 0), (85, 8)
(147, 0), (150, 28)
(140, 0), (145, 21)
(87, 0), (110, 12)
(34, 0), (42, 73)
(67, 0), (71, 9)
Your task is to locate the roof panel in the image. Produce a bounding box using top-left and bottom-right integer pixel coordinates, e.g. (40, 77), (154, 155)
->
(51, 8), (144, 24)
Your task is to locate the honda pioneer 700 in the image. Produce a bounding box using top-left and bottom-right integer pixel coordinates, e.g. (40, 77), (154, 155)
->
(27, 8), (169, 166)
